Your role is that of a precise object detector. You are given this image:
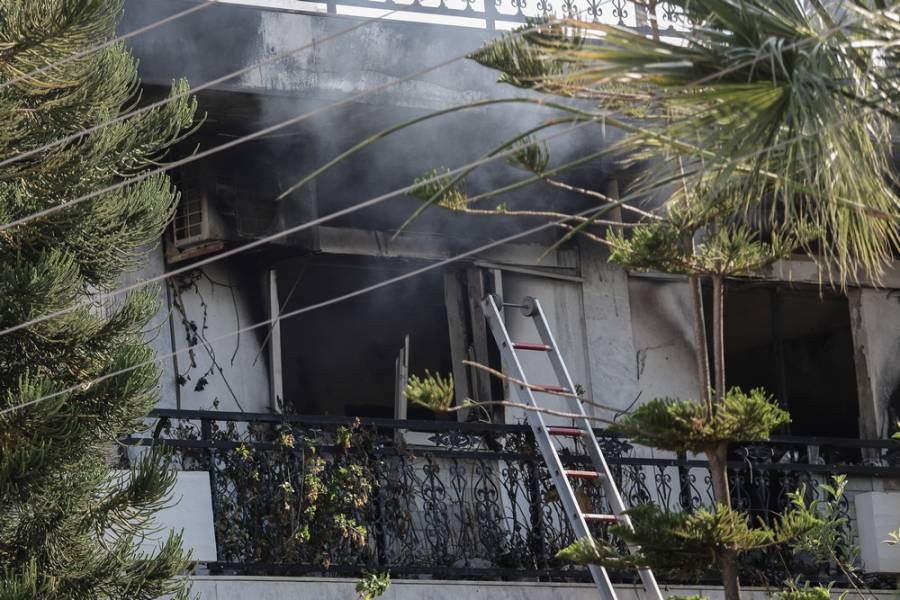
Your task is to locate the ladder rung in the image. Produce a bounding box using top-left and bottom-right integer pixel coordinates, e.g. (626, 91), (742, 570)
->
(547, 426), (584, 437)
(565, 469), (603, 480)
(535, 385), (568, 394)
(512, 342), (552, 352)
(583, 513), (619, 524)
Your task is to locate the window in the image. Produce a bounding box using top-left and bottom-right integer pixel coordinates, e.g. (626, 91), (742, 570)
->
(171, 167), (208, 248)
(276, 255), (456, 419)
(706, 282), (860, 438)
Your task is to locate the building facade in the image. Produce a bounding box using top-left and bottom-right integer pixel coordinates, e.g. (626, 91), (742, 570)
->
(119, 0), (900, 595)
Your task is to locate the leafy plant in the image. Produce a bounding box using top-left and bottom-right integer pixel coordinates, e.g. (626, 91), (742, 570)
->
(773, 582), (846, 600)
(405, 371), (455, 412)
(159, 416), (378, 567)
(610, 388), (790, 454)
(356, 572), (391, 600)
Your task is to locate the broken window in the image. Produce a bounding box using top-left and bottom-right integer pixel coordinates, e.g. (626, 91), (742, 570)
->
(706, 282), (861, 439)
(275, 255), (457, 419)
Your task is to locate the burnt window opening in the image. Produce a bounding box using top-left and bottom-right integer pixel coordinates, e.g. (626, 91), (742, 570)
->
(172, 184), (206, 244)
(167, 136), (315, 264)
(704, 282), (861, 440)
(276, 255), (457, 420)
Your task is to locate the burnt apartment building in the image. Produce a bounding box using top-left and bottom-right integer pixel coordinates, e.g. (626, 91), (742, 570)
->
(120, 1), (900, 597)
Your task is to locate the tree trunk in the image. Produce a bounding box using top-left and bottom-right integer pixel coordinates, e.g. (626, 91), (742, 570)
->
(708, 275), (740, 597)
(707, 444), (740, 600)
(689, 274), (712, 417)
(711, 275), (726, 403)
(718, 550), (742, 600)
(706, 442), (731, 508)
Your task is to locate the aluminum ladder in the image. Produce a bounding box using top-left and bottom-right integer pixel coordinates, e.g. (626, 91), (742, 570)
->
(481, 294), (663, 600)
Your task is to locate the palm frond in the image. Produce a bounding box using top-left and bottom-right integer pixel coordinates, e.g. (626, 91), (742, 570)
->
(472, 1), (900, 284)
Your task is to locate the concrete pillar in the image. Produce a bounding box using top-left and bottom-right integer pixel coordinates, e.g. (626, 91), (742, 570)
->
(848, 288), (900, 440)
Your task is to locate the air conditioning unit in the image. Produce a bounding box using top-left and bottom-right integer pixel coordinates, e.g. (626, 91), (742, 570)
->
(165, 166), (226, 264)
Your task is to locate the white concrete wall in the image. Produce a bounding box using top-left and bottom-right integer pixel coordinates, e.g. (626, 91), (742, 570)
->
(123, 244), (180, 410)
(856, 491), (900, 573)
(141, 471), (218, 562)
(127, 251), (272, 413)
(167, 262), (271, 413)
(180, 576), (900, 600)
(500, 270), (591, 426)
(579, 241), (641, 419)
(849, 288), (900, 440)
(627, 277), (702, 405)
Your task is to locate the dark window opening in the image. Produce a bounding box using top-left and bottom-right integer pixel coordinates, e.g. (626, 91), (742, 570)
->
(704, 282), (860, 440)
(277, 255), (454, 420)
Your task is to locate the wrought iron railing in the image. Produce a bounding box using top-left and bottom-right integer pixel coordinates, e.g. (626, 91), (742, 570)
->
(201, 0), (690, 34)
(126, 409), (899, 586)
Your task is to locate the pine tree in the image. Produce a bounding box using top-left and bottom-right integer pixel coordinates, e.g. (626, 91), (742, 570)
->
(0, 1), (197, 598)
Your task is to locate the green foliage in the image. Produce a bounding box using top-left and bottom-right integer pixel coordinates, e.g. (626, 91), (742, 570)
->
(773, 582), (846, 600)
(170, 418), (376, 567)
(472, 4), (900, 285)
(607, 185), (810, 278)
(558, 497), (826, 580)
(786, 476), (857, 567)
(0, 1), (197, 597)
(409, 168), (468, 211)
(622, 504), (771, 578)
(610, 388), (790, 453)
(507, 137), (549, 174)
(558, 475), (851, 586)
(405, 371), (455, 412)
(468, 20), (582, 96)
(667, 596), (708, 600)
(356, 572), (391, 600)
(555, 536), (639, 571)
(556, 504), (739, 578)
(607, 220), (691, 274)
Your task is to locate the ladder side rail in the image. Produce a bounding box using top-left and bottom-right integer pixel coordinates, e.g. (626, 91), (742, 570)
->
(481, 296), (619, 600)
(527, 297), (665, 600)
(527, 297), (623, 504)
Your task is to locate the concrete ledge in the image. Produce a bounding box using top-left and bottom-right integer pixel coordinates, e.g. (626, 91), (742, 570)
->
(184, 575), (900, 600)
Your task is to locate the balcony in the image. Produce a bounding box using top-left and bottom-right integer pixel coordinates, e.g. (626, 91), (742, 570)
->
(188, 0), (690, 33)
(125, 409), (900, 589)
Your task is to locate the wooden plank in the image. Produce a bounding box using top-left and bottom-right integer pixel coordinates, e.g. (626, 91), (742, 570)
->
(266, 269), (284, 413)
(393, 335), (409, 421)
(466, 268), (493, 409)
(443, 271), (472, 421)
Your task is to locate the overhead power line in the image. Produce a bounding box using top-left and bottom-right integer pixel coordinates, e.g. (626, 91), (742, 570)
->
(0, 1), (218, 92)
(0, 7), (399, 172)
(0, 25), (536, 236)
(0, 5), (860, 174)
(0, 198), (622, 417)
(0, 117), (596, 340)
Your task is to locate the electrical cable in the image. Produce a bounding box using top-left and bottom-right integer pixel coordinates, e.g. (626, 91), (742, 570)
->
(0, 199), (620, 417)
(0, 6), (893, 413)
(0, 117), (597, 339)
(0, 7), (400, 171)
(0, 1), (218, 92)
(4, 40), (897, 340)
(0, 5), (865, 174)
(0, 16), (524, 237)
(0, 6), (876, 237)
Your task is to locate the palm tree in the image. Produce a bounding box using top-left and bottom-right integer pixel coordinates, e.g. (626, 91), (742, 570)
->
(457, 3), (900, 597)
(287, 3), (900, 597)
